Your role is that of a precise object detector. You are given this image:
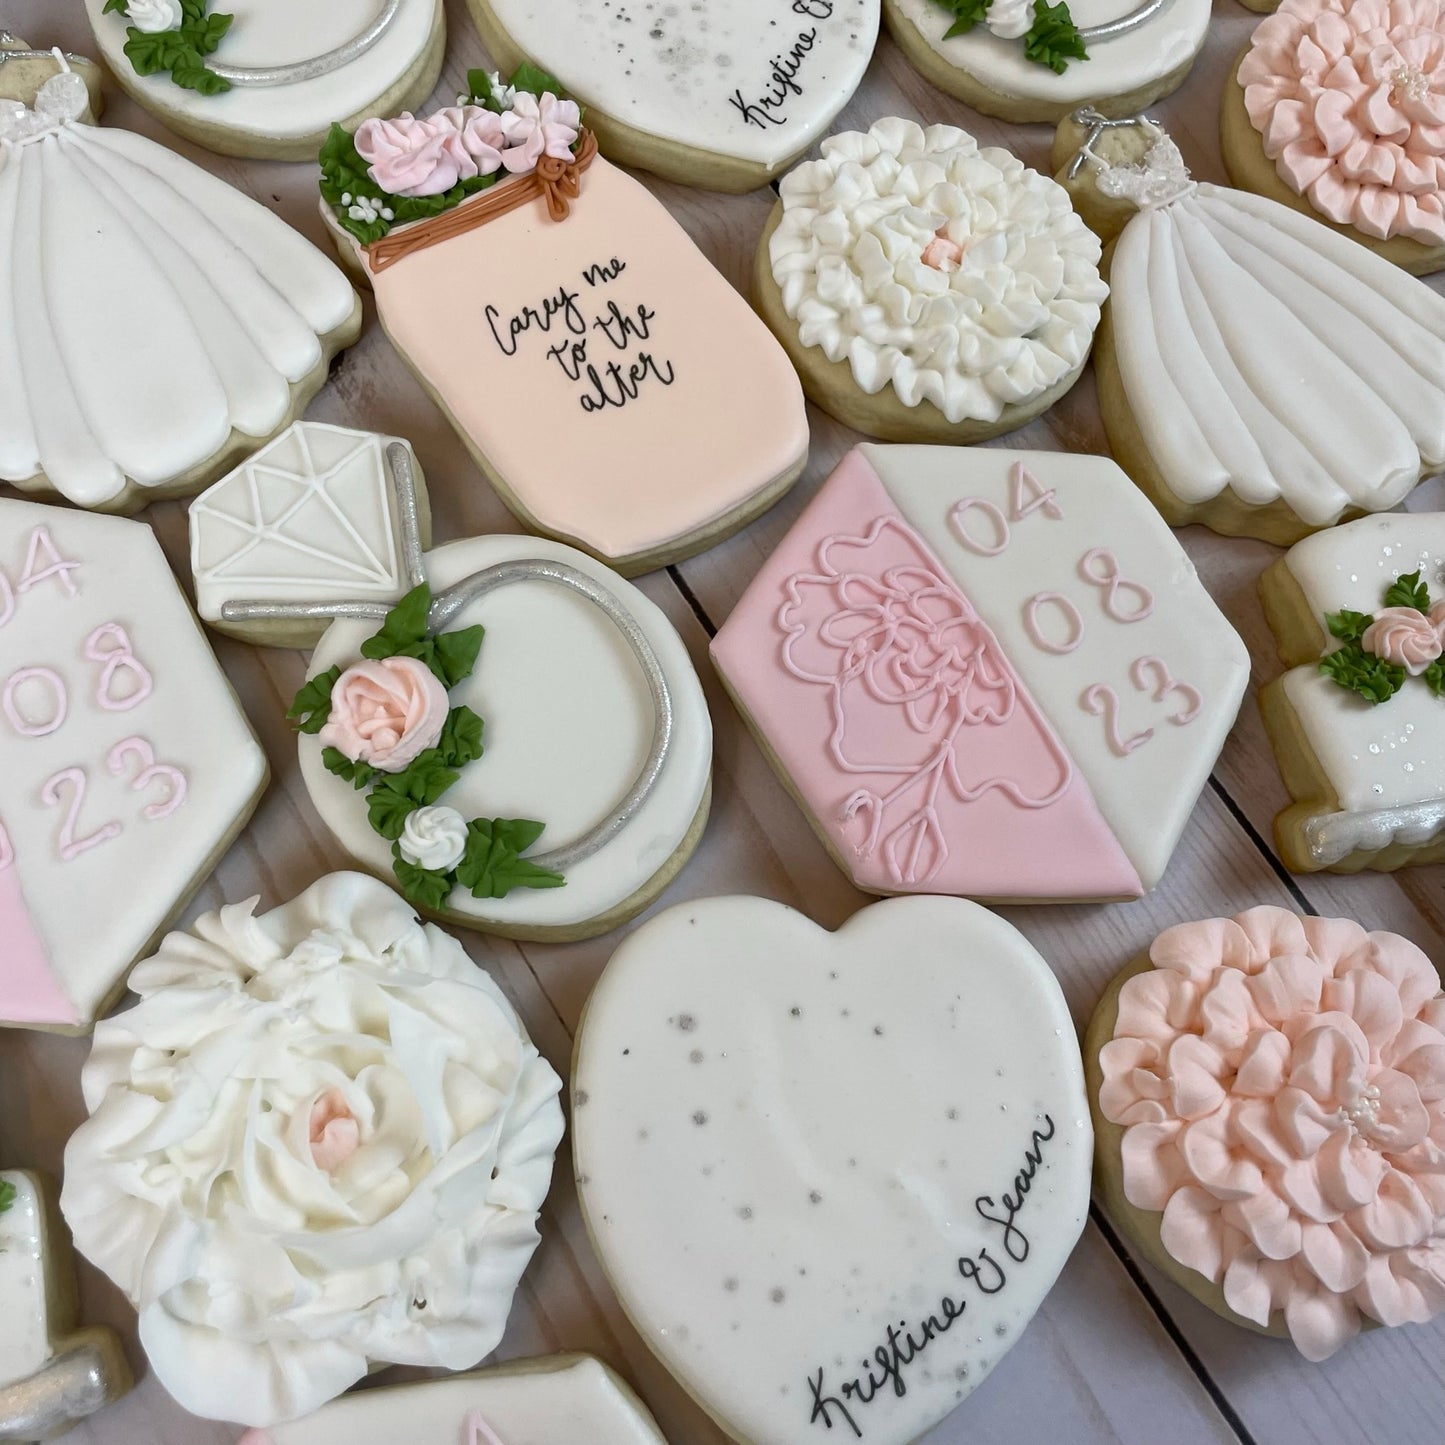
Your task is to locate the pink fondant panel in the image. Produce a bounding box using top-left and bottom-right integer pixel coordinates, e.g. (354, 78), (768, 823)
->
(0, 863), (78, 1026)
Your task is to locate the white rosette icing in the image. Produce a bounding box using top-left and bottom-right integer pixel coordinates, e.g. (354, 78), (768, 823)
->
(397, 805), (469, 871)
(60, 873), (565, 1428)
(769, 118), (1107, 424)
(986, 0), (1034, 39)
(124, 0), (182, 32)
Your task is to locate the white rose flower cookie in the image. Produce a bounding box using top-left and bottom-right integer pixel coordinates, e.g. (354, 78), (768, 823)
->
(883, 0), (1210, 123)
(319, 70), (808, 573)
(84, 0), (447, 161)
(0, 1169), (131, 1440)
(1053, 109), (1445, 543)
(756, 118), (1107, 444)
(0, 498), (268, 1034)
(1257, 513), (1445, 873)
(573, 895), (1092, 1445)
(465, 0), (879, 192)
(0, 46), (361, 514)
(61, 872), (566, 1429)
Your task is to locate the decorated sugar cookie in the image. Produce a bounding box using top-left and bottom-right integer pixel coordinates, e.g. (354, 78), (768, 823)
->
(1054, 110), (1445, 543)
(0, 498), (268, 1033)
(1086, 907), (1445, 1361)
(0, 1169), (131, 1440)
(236, 1353), (667, 1445)
(1257, 513), (1445, 873)
(574, 894), (1092, 1445)
(1225, 0), (1444, 277)
(62, 872), (565, 1427)
(757, 118), (1107, 444)
(189, 421), (433, 648)
(84, 0), (447, 160)
(319, 68), (808, 574)
(883, 0), (1210, 123)
(0, 45), (360, 513)
(466, 0), (878, 192)
(711, 446), (1249, 902)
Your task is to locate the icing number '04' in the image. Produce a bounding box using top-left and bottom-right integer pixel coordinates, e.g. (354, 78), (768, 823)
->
(0, 525), (189, 869)
(948, 464), (1201, 759)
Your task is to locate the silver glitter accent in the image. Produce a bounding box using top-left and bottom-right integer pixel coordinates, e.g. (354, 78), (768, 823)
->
(1066, 107), (1196, 210)
(0, 1340), (126, 1440)
(1303, 800), (1445, 867)
(1078, 0), (1172, 43)
(203, 0), (402, 88)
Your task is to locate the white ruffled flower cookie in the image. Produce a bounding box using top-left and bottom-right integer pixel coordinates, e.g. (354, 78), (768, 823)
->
(60, 872), (565, 1428)
(760, 118), (1106, 442)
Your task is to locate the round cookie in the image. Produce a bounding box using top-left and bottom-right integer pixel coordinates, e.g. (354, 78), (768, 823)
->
(882, 0), (1211, 123)
(1224, 0), (1443, 277)
(757, 117), (1106, 443)
(0, 498), (268, 1034)
(1054, 109), (1445, 543)
(61, 872), (566, 1428)
(465, 0), (879, 192)
(573, 894), (1093, 1445)
(84, 0), (447, 161)
(1086, 906), (1445, 1361)
(0, 47), (361, 514)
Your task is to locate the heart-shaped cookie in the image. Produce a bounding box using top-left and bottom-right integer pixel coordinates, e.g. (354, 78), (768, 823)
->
(573, 895), (1092, 1445)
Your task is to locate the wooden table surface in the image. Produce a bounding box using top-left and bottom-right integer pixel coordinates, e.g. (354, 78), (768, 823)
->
(2, 2), (1442, 1442)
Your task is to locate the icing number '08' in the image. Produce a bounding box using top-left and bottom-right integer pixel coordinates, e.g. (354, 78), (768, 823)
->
(949, 464), (1201, 759)
(0, 525), (188, 870)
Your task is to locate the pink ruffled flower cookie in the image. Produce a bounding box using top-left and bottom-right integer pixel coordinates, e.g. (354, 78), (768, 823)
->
(1238, 0), (1445, 247)
(1090, 907), (1445, 1361)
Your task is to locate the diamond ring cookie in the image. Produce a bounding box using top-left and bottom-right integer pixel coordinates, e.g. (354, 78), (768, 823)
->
(465, 0), (879, 192)
(319, 69), (807, 575)
(883, 0), (1211, 123)
(711, 445), (1249, 903)
(0, 498), (268, 1034)
(235, 1353), (667, 1445)
(1224, 0), (1444, 277)
(1086, 907), (1445, 1361)
(84, 0), (447, 160)
(1257, 513), (1445, 873)
(0, 44), (361, 514)
(756, 118), (1107, 443)
(573, 894), (1092, 1445)
(61, 872), (565, 1428)
(1054, 109), (1445, 543)
(0, 1169), (131, 1441)
(189, 421), (433, 648)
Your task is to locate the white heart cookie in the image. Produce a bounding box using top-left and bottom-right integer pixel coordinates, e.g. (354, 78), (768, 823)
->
(573, 895), (1092, 1445)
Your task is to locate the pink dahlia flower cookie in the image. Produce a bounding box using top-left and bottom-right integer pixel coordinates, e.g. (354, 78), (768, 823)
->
(1086, 906), (1445, 1362)
(1237, 0), (1445, 254)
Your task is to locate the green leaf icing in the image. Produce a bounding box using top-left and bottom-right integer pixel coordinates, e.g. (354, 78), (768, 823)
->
(938, 0), (994, 39)
(1326, 609), (1374, 643)
(1425, 660), (1444, 699)
(1319, 645), (1406, 704)
(111, 0), (234, 94)
(1384, 569), (1429, 613)
(1024, 1), (1089, 74)
(288, 666), (341, 735)
(0, 1179), (14, 1216)
(456, 819), (565, 899)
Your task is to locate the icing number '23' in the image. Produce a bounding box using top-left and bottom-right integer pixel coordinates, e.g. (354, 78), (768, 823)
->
(0, 526), (188, 870)
(949, 465), (1202, 759)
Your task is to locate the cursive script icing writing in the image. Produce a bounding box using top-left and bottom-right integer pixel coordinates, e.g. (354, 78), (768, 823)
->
(805, 1117), (1057, 1438)
(484, 255), (677, 414)
(728, 0), (834, 130)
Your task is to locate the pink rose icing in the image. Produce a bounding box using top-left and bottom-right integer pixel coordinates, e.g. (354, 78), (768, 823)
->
(1429, 596), (1445, 643)
(499, 92), (583, 173)
(354, 105), (510, 197)
(318, 656), (448, 772)
(1362, 605), (1445, 672)
(1239, 0), (1445, 245)
(1099, 906), (1445, 1361)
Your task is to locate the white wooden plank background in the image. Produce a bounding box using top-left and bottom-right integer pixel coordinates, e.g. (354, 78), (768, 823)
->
(1, 2), (1441, 1443)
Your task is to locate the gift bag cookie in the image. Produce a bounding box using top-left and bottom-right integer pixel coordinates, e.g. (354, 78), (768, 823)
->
(320, 70), (808, 574)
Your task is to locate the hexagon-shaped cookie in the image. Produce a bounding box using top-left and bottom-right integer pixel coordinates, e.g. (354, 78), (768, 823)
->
(0, 499), (267, 1031)
(711, 445), (1249, 901)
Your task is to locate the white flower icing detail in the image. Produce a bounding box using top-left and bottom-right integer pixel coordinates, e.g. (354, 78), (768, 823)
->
(123, 0), (183, 33)
(398, 804), (469, 871)
(60, 873), (565, 1428)
(987, 0), (1034, 39)
(770, 118), (1107, 424)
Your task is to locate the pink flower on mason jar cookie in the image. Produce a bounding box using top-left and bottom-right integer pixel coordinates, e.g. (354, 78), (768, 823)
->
(1362, 605), (1444, 673)
(1099, 906), (1445, 1361)
(499, 92), (582, 173)
(354, 106), (508, 197)
(319, 657), (448, 772)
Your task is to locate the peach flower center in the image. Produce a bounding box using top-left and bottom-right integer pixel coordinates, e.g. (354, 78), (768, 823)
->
(308, 1088), (361, 1172)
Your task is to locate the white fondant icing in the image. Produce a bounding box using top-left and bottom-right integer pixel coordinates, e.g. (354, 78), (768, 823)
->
(0, 1172), (48, 1389)
(300, 535), (711, 930)
(573, 895), (1092, 1445)
(483, 0), (877, 167)
(189, 422), (416, 623)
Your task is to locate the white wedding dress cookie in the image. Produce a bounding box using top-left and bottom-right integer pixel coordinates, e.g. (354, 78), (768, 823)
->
(236, 1354), (667, 1445)
(574, 895), (1093, 1445)
(61, 873), (565, 1427)
(0, 53), (360, 513)
(0, 498), (268, 1034)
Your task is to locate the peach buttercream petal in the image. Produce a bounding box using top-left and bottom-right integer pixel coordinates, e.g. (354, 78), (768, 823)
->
(1300, 1219), (1371, 1293)
(1167, 1035), (1229, 1120)
(1283, 1276), (1361, 1361)
(1149, 917), (1255, 982)
(1318, 1131), (1391, 1214)
(1234, 1029), (1293, 1098)
(1160, 1185), (1237, 1284)
(1355, 1245), (1445, 1327)
(1361, 933), (1443, 1018)
(1246, 952), (1326, 1027)
(1288, 1022), (1368, 1104)
(1181, 1111), (1265, 1201)
(1221, 1186), (1303, 1260)
(1234, 906), (1313, 970)
(1322, 969), (1405, 1061)
(1200, 968), (1264, 1056)
(1233, 1097), (1297, 1169)
(1349, 1168), (1436, 1250)
(1119, 1120), (1187, 1212)
(1115, 968), (1198, 1038)
(1222, 1248), (1298, 1326)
